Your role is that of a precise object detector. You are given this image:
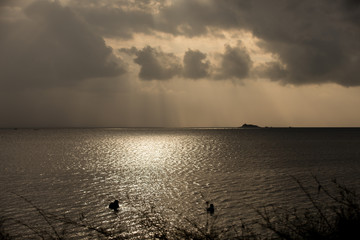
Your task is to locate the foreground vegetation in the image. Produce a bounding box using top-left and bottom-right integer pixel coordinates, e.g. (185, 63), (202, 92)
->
(1, 177), (360, 239)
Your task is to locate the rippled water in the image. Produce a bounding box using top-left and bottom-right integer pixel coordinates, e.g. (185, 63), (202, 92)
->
(1, 128), (360, 239)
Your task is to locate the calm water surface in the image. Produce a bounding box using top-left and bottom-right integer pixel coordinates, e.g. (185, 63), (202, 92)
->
(1, 128), (360, 238)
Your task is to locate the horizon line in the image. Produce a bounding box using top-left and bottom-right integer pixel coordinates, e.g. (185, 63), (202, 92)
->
(2, 126), (360, 130)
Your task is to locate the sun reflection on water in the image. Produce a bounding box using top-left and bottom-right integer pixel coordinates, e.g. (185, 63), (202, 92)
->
(130, 136), (174, 167)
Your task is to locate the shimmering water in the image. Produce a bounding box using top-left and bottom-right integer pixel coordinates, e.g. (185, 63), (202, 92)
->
(1, 128), (360, 239)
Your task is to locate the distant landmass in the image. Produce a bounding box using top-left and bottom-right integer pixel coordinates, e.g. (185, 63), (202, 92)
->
(240, 123), (261, 128)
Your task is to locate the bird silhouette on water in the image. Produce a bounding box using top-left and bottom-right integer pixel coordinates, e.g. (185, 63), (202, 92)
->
(109, 200), (119, 211)
(206, 201), (215, 216)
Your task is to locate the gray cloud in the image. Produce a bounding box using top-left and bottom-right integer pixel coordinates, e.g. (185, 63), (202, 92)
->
(132, 46), (182, 80)
(69, 1), (155, 39)
(159, 0), (360, 86)
(4, 0), (359, 86)
(254, 62), (288, 82)
(240, 0), (360, 86)
(70, 0), (360, 86)
(67, 0), (244, 38)
(258, 40), (346, 85)
(216, 44), (252, 80)
(182, 49), (210, 79)
(0, 0), (125, 90)
(121, 45), (253, 81)
(155, 0), (245, 37)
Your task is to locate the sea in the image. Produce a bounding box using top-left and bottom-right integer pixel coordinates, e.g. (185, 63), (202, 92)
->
(1, 128), (360, 239)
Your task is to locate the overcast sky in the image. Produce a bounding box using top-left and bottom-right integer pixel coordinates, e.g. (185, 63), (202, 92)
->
(1, 0), (360, 127)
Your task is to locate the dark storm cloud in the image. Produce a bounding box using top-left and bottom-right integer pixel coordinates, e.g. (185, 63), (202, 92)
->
(216, 44), (252, 80)
(239, 0), (360, 86)
(8, 0), (356, 86)
(120, 45), (252, 81)
(69, 1), (155, 39)
(155, 0), (245, 37)
(131, 46), (182, 81)
(182, 49), (210, 79)
(0, 0), (125, 90)
(67, 0), (244, 38)
(71, 0), (360, 86)
(254, 62), (288, 81)
(155, 0), (360, 86)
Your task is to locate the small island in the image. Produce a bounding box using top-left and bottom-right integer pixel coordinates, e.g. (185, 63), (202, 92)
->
(240, 123), (261, 128)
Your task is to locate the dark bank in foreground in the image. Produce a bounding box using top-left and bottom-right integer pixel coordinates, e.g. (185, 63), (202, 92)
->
(1, 177), (359, 240)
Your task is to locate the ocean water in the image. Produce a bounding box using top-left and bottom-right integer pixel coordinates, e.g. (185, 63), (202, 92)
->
(1, 128), (360, 239)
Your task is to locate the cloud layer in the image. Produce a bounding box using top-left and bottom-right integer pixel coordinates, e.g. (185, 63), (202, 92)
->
(64, 0), (360, 86)
(3, 0), (360, 86)
(0, 0), (125, 90)
(121, 45), (252, 81)
(1, 0), (360, 127)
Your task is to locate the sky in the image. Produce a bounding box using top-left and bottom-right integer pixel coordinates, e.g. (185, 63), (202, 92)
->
(1, 0), (360, 128)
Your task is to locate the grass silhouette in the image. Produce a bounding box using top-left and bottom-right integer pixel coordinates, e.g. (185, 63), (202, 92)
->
(257, 176), (360, 240)
(1, 177), (360, 239)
